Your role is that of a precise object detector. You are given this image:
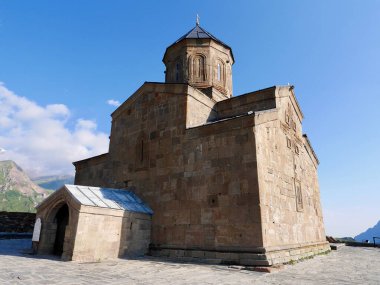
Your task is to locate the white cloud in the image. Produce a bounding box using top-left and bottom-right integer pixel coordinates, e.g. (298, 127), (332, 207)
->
(0, 82), (109, 177)
(46, 104), (70, 117)
(107, 99), (121, 107)
(76, 119), (97, 130)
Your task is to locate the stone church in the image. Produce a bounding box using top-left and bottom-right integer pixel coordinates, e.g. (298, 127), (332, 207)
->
(72, 22), (329, 265)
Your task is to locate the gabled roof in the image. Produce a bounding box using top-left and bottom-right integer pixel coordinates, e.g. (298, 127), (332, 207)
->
(37, 184), (153, 215)
(164, 24), (234, 62)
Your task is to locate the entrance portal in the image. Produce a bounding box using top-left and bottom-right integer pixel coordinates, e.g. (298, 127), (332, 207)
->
(53, 204), (69, 256)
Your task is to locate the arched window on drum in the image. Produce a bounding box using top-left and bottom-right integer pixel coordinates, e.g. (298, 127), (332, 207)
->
(175, 62), (181, 82)
(216, 59), (224, 83)
(193, 55), (205, 81)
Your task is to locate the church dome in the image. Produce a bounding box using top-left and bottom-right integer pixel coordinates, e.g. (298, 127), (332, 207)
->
(163, 22), (234, 100)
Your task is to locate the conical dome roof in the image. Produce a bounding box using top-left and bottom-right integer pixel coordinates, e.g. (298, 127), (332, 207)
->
(165, 23), (234, 62)
(173, 24), (231, 48)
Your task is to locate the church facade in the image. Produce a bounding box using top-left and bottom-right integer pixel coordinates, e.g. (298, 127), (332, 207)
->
(74, 23), (329, 265)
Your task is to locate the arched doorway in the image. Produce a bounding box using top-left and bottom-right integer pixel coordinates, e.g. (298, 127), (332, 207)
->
(53, 204), (69, 256)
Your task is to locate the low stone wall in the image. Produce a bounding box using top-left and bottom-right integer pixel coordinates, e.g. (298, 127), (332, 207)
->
(345, 241), (380, 248)
(0, 211), (36, 233)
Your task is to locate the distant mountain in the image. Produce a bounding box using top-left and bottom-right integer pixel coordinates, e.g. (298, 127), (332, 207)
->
(32, 175), (74, 191)
(0, 160), (50, 212)
(334, 237), (355, 242)
(355, 220), (380, 242)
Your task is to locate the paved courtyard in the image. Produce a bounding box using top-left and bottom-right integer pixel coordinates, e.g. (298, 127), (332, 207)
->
(0, 239), (379, 285)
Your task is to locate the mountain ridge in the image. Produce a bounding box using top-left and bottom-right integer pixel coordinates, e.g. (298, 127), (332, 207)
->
(32, 175), (74, 191)
(0, 160), (50, 212)
(355, 220), (380, 242)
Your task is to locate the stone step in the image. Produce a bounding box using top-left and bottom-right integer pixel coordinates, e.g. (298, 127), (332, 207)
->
(238, 259), (271, 266)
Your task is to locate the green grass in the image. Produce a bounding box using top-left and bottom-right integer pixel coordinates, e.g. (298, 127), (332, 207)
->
(0, 163), (11, 185)
(0, 190), (44, 213)
(284, 250), (331, 266)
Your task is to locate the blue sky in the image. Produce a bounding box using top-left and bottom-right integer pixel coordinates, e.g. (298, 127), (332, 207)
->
(0, 1), (379, 237)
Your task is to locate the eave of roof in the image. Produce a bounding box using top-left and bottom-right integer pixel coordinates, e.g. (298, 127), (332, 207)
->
(73, 153), (108, 166)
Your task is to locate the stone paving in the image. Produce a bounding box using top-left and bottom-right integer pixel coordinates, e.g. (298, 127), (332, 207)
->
(0, 239), (379, 284)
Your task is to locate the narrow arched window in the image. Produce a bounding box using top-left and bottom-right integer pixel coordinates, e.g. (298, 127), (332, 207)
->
(175, 62), (180, 82)
(193, 55), (205, 81)
(195, 58), (202, 77)
(140, 139), (144, 162)
(198, 58), (202, 77)
(216, 60), (224, 83)
(135, 133), (149, 169)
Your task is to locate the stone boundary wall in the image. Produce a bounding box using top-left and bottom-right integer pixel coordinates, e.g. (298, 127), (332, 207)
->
(0, 211), (36, 233)
(346, 241), (380, 248)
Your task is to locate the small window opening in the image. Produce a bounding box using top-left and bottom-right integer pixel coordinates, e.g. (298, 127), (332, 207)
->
(296, 184), (303, 211)
(287, 137), (292, 148)
(197, 58), (202, 77)
(175, 63), (180, 82)
(141, 140), (144, 162)
(217, 63), (221, 81)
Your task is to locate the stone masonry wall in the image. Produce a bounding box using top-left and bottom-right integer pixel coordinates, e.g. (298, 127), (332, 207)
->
(120, 212), (152, 257)
(76, 83), (265, 252)
(119, 85), (262, 251)
(0, 211), (36, 233)
(72, 207), (123, 262)
(74, 82), (328, 265)
(255, 88), (326, 249)
(74, 154), (110, 187)
(72, 207), (152, 261)
(186, 88), (217, 128)
(215, 87), (277, 120)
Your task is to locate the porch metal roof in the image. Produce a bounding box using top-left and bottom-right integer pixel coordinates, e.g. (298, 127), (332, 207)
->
(64, 184), (153, 215)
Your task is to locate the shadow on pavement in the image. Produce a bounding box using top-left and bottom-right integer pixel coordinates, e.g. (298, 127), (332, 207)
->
(0, 239), (60, 261)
